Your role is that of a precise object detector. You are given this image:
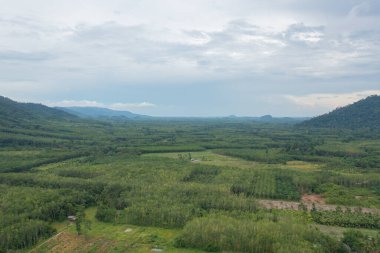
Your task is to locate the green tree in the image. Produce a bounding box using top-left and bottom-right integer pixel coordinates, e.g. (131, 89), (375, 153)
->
(75, 206), (91, 235)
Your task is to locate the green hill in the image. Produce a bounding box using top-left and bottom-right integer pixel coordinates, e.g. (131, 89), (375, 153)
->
(300, 95), (380, 130)
(0, 96), (77, 126)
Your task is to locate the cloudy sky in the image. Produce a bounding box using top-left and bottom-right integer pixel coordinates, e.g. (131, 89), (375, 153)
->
(0, 0), (379, 116)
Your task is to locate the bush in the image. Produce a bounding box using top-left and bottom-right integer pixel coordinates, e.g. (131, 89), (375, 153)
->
(95, 205), (117, 223)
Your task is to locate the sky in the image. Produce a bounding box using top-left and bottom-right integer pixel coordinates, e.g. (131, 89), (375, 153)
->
(0, 0), (379, 117)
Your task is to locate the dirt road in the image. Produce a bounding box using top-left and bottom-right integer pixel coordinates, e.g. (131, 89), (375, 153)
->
(258, 199), (380, 214)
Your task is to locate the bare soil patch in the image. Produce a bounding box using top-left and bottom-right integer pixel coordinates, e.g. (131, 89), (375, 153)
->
(301, 194), (325, 204)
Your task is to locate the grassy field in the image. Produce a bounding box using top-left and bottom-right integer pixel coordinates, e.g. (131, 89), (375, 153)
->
(31, 208), (206, 253)
(27, 206), (380, 253)
(315, 224), (380, 239)
(143, 150), (322, 172)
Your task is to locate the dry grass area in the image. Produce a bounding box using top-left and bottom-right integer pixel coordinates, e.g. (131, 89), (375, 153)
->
(283, 160), (322, 171)
(144, 151), (323, 173)
(31, 232), (118, 253)
(143, 151), (258, 170)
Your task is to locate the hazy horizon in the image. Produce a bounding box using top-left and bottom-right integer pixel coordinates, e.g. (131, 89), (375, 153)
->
(1, 0), (379, 117)
(4, 94), (376, 119)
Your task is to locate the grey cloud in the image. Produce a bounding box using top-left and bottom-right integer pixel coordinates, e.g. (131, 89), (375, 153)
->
(1, 15), (379, 79)
(285, 0), (364, 16)
(71, 22), (145, 43)
(0, 1), (379, 116)
(349, 0), (380, 17)
(0, 50), (55, 61)
(69, 22), (177, 64)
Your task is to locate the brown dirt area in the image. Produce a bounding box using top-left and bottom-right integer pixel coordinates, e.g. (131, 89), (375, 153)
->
(301, 194), (325, 204)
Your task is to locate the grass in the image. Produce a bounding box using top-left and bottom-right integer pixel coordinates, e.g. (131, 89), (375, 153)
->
(35, 207), (379, 253)
(144, 150), (257, 169)
(30, 208), (206, 253)
(144, 150), (322, 172)
(282, 160), (322, 172)
(315, 224), (380, 239)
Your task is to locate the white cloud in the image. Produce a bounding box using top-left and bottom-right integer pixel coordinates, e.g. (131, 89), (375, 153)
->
(43, 100), (156, 111)
(290, 31), (324, 43)
(109, 102), (156, 110)
(285, 90), (380, 109)
(44, 100), (104, 107)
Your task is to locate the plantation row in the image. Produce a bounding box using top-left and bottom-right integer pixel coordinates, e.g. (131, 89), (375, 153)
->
(231, 170), (301, 200)
(0, 220), (55, 252)
(312, 208), (380, 229)
(0, 185), (93, 252)
(175, 215), (343, 253)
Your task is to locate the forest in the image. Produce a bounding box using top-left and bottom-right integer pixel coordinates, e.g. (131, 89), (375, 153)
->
(1, 97), (380, 252)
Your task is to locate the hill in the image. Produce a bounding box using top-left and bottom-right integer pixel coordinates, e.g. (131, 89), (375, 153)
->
(255, 115), (310, 124)
(0, 96), (77, 126)
(57, 106), (150, 120)
(223, 115), (309, 124)
(300, 95), (380, 130)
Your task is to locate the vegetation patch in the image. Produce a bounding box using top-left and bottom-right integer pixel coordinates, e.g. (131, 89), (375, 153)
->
(182, 167), (220, 183)
(175, 215), (341, 253)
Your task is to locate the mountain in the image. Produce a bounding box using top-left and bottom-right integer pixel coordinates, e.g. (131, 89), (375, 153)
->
(300, 95), (380, 130)
(0, 96), (77, 125)
(225, 114), (309, 124)
(256, 115), (310, 124)
(57, 106), (150, 120)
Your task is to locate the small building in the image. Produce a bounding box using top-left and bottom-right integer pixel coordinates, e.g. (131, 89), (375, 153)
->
(68, 215), (76, 222)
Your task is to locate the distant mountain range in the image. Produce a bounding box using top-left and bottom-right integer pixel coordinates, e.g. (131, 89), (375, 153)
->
(0, 96), (320, 124)
(56, 107), (150, 120)
(2, 95), (379, 129)
(224, 114), (309, 123)
(300, 95), (380, 130)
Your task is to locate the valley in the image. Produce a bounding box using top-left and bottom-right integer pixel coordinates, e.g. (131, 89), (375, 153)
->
(1, 96), (380, 252)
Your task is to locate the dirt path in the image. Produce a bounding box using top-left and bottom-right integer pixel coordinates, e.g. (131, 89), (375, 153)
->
(258, 199), (380, 214)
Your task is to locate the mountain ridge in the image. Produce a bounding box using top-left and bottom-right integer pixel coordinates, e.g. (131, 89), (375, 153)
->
(0, 96), (77, 125)
(300, 95), (380, 130)
(56, 106), (151, 120)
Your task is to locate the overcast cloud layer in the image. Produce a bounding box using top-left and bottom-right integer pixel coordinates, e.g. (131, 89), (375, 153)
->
(0, 0), (379, 116)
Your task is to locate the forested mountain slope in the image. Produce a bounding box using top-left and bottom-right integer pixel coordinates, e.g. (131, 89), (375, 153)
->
(0, 96), (77, 126)
(300, 95), (380, 130)
(57, 106), (149, 120)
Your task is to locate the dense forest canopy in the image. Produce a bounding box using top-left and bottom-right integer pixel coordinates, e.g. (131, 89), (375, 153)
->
(300, 95), (380, 130)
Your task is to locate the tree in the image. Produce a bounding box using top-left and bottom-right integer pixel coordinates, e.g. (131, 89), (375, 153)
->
(75, 206), (91, 235)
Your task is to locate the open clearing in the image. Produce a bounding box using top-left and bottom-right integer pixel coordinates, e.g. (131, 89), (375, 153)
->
(29, 206), (379, 253)
(29, 208), (206, 253)
(143, 150), (322, 172)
